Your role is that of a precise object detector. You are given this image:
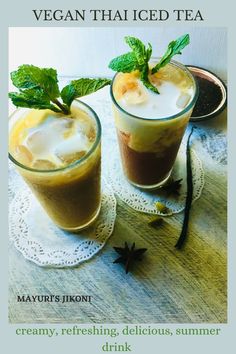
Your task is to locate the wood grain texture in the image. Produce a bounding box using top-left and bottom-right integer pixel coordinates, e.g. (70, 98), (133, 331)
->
(8, 110), (227, 324)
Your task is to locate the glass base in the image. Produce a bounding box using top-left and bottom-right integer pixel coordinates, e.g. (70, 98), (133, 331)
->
(127, 171), (172, 191)
(58, 203), (101, 232)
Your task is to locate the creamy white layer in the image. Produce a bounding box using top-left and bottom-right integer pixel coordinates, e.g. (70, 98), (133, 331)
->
(112, 64), (195, 152)
(10, 106), (96, 170)
(116, 78), (193, 119)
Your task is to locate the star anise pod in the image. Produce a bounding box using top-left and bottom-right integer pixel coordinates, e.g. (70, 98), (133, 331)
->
(113, 242), (147, 274)
(162, 178), (183, 196)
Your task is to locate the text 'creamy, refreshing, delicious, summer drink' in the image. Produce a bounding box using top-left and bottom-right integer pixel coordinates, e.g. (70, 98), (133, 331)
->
(9, 101), (101, 230)
(109, 35), (198, 189)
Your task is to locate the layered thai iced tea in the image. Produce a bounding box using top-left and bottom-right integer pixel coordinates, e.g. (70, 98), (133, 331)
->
(111, 60), (198, 189)
(9, 100), (101, 230)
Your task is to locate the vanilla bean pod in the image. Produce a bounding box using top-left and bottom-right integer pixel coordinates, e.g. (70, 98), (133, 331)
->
(175, 127), (195, 249)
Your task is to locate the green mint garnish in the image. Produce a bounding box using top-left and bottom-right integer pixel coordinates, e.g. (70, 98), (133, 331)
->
(140, 64), (159, 94)
(9, 88), (62, 113)
(108, 34), (190, 94)
(151, 34), (190, 74)
(61, 78), (111, 107)
(108, 52), (139, 73)
(109, 36), (158, 93)
(9, 65), (111, 114)
(125, 36), (147, 66)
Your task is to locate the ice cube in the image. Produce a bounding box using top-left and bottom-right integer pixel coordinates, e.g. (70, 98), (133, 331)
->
(54, 133), (89, 165)
(62, 122), (76, 139)
(52, 117), (74, 131)
(14, 145), (33, 166)
(32, 159), (56, 170)
(115, 74), (140, 99)
(48, 117), (74, 139)
(76, 119), (91, 136)
(160, 65), (184, 83)
(123, 87), (147, 105)
(176, 93), (191, 109)
(26, 130), (47, 155)
(56, 151), (86, 165)
(26, 117), (75, 156)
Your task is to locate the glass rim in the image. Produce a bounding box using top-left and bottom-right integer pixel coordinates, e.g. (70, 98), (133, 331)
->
(8, 99), (102, 174)
(110, 58), (199, 122)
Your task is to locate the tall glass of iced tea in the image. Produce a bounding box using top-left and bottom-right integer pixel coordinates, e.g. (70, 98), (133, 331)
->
(110, 59), (198, 189)
(9, 100), (101, 231)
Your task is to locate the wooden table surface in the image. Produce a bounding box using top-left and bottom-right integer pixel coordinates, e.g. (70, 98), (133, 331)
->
(8, 89), (227, 324)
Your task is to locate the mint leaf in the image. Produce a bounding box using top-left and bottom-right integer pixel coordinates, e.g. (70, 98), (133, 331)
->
(108, 37), (151, 74)
(152, 34), (190, 74)
(60, 85), (77, 108)
(9, 89), (61, 112)
(140, 65), (159, 94)
(108, 34), (190, 95)
(125, 36), (146, 66)
(9, 65), (111, 114)
(109, 52), (139, 73)
(61, 78), (111, 107)
(109, 37), (158, 94)
(146, 43), (152, 62)
(11, 65), (60, 99)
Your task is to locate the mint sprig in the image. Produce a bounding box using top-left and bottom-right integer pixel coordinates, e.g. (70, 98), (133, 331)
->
(9, 65), (111, 114)
(109, 36), (158, 94)
(152, 34), (190, 74)
(108, 34), (190, 94)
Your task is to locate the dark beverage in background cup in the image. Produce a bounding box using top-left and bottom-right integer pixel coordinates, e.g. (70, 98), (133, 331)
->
(111, 60), (198, 189)
(9, 100), (101, 231)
